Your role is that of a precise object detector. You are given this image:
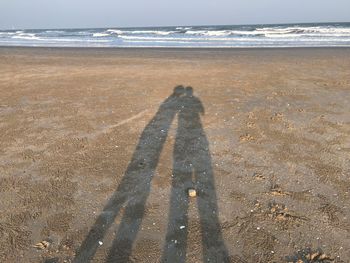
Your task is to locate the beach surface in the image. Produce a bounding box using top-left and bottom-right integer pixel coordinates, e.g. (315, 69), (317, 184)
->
(0, 47), (350, 262)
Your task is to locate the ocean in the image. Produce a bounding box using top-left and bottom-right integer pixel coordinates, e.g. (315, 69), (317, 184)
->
(1, 22), (350, 48)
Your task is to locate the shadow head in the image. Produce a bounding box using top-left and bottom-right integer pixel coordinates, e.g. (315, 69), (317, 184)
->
(185, 86), (193, 96)
(173, 85), (185, 97)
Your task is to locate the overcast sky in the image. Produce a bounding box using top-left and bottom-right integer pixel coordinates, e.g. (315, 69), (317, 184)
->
(1, 0), (350, 30)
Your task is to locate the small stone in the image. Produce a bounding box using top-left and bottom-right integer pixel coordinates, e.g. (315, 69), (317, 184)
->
(98, 241), (103, 246)
(180, 226), (185, 229)
(188, 189), (197, 197)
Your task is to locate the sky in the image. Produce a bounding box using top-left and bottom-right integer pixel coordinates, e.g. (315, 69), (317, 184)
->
(1, 0), (350, 30)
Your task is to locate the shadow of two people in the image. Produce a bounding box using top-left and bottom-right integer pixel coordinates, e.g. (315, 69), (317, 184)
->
(73, 86), (229, 263)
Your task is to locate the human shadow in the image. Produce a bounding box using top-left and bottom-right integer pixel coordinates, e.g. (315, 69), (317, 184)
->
(161, 87), (229, 262)
(73, 86), (228, 263)
(73, 86), (185, 263)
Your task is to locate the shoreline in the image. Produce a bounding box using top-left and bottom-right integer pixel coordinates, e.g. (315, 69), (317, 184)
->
(1, 46), (350, 59)
(2, 45), (350, 51)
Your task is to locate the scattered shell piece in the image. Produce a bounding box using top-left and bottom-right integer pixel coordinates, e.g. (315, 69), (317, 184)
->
(253, 173), (265, 180)
(269, 185), (291, 196)
(98, 241), (103, 246)
(306, 251), (332, 261)
(188, 188), (197, 197)
(180, 226), (185, 229)
(33, 240), (50, 250)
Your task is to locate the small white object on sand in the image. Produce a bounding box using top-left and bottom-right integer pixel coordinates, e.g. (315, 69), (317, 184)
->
(188, 188), (197, 197)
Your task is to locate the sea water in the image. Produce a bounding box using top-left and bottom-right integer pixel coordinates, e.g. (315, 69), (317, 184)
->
(1, 22), (350, 48)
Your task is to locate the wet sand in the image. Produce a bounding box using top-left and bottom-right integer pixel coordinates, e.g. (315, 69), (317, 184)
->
(0, 47), (350, 262)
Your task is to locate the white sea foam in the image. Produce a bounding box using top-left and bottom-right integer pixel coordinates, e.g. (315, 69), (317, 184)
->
(12, 36), (41, 40)
(256, 26), (350, 36)
(106, 29), (123, 34)
(186, 30), (261, 36)
(127, 30), (176, 35)
(0, 32), (16, 36)
(176, 27), (192, 30)
(12, 33), (41, 40)
(205, 30), (231, 36)
(44, 30), (65, 33)
(123, 39), (214, 44)
(185, 30), (207, 35)
(38, 38), (111, 42)
(109, 29), (178, 35)
(93, 33), (110, 37)
(119, 35), (237, 41)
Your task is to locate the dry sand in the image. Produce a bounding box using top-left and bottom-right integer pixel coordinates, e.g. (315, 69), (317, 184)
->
(0, 47), (350, 263)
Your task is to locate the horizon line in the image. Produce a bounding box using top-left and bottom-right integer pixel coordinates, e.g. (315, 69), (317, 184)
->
(1, 21), (350, 31)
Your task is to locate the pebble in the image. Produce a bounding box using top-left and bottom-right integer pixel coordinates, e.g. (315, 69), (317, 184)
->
(180, 226), (185, 229)
(98, 241), (103, 246)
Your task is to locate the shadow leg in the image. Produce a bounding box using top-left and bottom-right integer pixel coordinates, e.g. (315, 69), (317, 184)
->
(162, 162), (192, 263)
(73, 193), (127, 263)
(105, 190), (149, 262)
(196, 166), (229, 262)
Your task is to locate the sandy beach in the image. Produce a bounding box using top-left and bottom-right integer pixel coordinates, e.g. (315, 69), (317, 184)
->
(0, 47), (350, 262)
